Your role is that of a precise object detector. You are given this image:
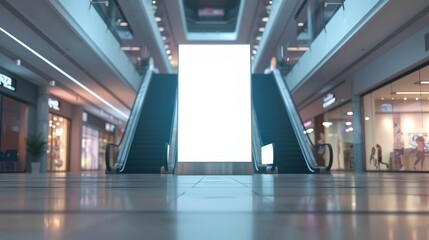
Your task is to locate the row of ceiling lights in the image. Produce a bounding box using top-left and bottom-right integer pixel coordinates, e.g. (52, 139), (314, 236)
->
(251, 0), (272, 60)
(152, 0), (174, 64)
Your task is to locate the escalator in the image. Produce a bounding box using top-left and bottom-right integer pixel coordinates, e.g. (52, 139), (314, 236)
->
(252, 70), (332, 173)
(106, 71), (177, 173)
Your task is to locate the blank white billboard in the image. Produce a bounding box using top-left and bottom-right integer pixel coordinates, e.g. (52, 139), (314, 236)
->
(178, 44), (251, 162)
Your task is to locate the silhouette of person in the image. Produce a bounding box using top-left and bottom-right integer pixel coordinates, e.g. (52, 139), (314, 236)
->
(376, 144), (389, 169)
(414, 136), (425, 170)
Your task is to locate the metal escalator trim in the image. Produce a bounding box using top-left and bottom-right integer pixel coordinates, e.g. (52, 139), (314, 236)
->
(251, 102), (262, 173)
(167, 89), (178, 174)
(116, 70), (154, 172)
(272, 70), (316, 173)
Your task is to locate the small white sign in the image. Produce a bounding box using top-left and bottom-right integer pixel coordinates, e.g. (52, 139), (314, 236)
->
(0, 73), (16, 91)
(48, 98), (61, 111)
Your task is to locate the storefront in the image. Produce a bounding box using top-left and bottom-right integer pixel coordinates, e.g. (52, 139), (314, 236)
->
(303, 102), (354, 171)
(0, 71), (36, 172)
(363, 64), (429, 172)
(81, 112), (116, 171)
(47, 96), (71, 172)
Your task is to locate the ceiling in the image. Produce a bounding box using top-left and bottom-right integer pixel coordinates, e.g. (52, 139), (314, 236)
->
(0, 0), (428, 124)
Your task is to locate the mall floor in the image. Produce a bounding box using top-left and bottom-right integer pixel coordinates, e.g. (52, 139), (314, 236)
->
(0, 173), (428, 240)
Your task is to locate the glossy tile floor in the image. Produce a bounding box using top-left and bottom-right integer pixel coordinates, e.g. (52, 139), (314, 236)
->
(0, 173), (428, 240)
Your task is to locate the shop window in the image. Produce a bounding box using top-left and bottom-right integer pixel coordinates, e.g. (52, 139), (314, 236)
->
(0, 95), (28, 172)
(320, 103), (354, 170)
(81, 125), (99, 170)
(363, 65), (429, 171)
(47, 113), (70, 172)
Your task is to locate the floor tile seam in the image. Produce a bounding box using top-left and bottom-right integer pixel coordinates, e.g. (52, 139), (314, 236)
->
(1, 210), (428, 215)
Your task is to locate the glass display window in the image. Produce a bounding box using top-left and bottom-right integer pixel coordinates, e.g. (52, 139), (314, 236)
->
(81, 125), (99, 170)
(363, 64), (429, 172)
(47, 113), (70, 172)
(0, 95), (28, 172)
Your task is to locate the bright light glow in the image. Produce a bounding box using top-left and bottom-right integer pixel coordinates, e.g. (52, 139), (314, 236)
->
(287, 47), (309, 51)
(347, 111), (353, 116)
(258, 27), (265, 32)
(155, 17), (162, 22)
(305, 128), (314, 134)
(121, 46), (140, 51)
(119, 22), (129, 27)
(420, 81), (429, 84)
(262, 17), (269, 22)
(364, 117), (370, 121)
(256, 36), (262, 41)
(345, 121), (352, 126)
(178, 45), (251, 162)
(395, 91), (429, 95)
(297, 22), (304, 27)
(158, 27), (165, 32)
(322, 121), (333, 127)
(0, 26), (128, 119)
(166, 49), (171, 54)
(261, 143), (274, 165)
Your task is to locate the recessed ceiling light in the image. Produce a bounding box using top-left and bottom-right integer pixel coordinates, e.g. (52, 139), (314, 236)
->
(252, 50), (257, 54)
(258, 27), (265, 32)
(262, 17), (269, 22)
(161, 36), (167, 41)
(256, 36), (262, 41)
(166, 49), (171, 54)
(168, 55), (172, 60)
(297, 22), (304, 27)
(253, 45), (258, 49)
(159, 27), (165, 32)
(287, 47), (309, 51)
(364, 117), (370, 121)
(119, 22), (128, 27)
(155, 16), (162, 22)
(346, 111), (353, 116)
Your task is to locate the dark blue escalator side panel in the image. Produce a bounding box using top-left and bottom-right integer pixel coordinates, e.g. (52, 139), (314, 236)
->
(252, 74), (312, 173)
(121, 74), (177, 173)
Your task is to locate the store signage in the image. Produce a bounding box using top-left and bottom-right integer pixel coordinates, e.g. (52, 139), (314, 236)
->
(105, 123), (115, 132)
(303, 120), (312, 128)
(323, 93), (336, 108)
(0, 73), (16, 92)
(48, 98), (61, 111)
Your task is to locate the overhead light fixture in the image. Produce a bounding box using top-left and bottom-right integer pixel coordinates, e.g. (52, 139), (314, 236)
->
(16, 59), (21, 66)
(287, 47), (309, 51)
(49, 80), (56, 86)
(324, 1), (344, 8)
(0, 26), (128, 119)
(121, 46), (140, 51)
(168, 55), (172, 60)
(322, 121), (333, 127)
(119, 22), (128, 27)
(90, 0), (109, 7)
(417, 81), (429, 84)
(262, 17), (269, 22)
(364, 117), (370, 121)
(347, 111), (353, 116)
(165, 44), (169, 49)
(166, 49), (171, 54)
(155, 16), (162, 22)
(258, 27), (265, 32)
(253, 45), (258, 49)
(256, 36), (262, 41)
(395, 91), (429, 95)
(252, 50), (257, 54)
(297, 22), (304, 27)
(345, 121), (352, 126)
(159, 27), (165, 32)
(161, 36), (167, 41)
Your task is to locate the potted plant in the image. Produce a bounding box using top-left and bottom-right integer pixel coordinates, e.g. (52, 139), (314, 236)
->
(26, 134), (47, 173)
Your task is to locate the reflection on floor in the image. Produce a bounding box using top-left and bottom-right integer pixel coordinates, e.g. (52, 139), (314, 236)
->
(0, 173), (428, 239)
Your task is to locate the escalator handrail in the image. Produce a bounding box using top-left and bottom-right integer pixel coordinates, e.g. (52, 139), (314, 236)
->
(272, 69), (320, 172)
(104, 69), (154, 172)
